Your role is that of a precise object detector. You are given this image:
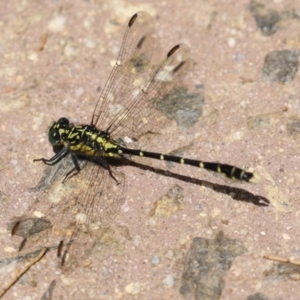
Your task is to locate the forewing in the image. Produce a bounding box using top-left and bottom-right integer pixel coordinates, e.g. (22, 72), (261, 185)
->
(108, 44), (192, 148)
(92, 12), (155, 129)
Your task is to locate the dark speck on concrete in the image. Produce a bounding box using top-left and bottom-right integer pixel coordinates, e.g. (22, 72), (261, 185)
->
(249, 0), (300, 36)
(246, 292), (272, 300)
(263, 261), (300, 281)
(287, 117), (300, 136)
(180, 231), (247, 300)
(262, 49), (299, 83)
(249, 0), (281, 36)
(155, 87), (204, 129)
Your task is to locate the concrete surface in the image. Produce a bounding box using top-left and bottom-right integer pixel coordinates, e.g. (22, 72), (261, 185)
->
(0, 0), (300, 299)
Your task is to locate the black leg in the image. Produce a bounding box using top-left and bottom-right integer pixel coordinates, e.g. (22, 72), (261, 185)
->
(33, 147), (69, 165)
(62, 153), (81, 183)
(107, 164), (119, 185)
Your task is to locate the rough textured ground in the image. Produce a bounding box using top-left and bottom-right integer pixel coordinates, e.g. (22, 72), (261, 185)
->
(0, 0), (300, 299)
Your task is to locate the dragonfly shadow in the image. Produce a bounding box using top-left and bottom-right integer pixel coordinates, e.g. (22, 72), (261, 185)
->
(123, 158), (269, 207)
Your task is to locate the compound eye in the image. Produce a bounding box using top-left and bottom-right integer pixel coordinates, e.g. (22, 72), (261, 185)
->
(58, 117), (69, 128)
(48, 122), (62, 145)
(48, 128), (60, 145)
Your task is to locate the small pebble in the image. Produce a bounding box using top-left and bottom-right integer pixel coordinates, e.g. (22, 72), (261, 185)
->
(227, 37), (236, 48)
(61, 275), (74, 286)
(165, 249), (174, 259)
(125, 282), (141, 295)
(63, 39), (79, 60)
(150, 255), (161, 265)
(84, 38), (96, 48)
(75, 87), (84, 98)
(28, 52), (38, 62)
(48, 15), (66, 32)
(162, 274), (174, 288)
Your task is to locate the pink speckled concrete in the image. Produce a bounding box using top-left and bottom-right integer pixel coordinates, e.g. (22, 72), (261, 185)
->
(0, 1), (300, 299)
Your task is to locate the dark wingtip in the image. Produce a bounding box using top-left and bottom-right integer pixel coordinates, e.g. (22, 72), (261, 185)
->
(167, 44), (180, 57)
(128, 13), (138, 27)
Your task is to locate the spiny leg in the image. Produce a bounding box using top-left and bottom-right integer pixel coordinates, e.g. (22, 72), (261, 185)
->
(91, 157), (120, 185)
(34, 147), (82, 183)
(61, 153), (81, 183)
(33, 146), (69, 165)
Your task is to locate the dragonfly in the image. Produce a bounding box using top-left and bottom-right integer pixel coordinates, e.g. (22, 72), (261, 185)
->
(12, 12), (260, 266)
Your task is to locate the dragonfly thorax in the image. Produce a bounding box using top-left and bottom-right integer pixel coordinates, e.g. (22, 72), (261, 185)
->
(48, 117), (118, 157)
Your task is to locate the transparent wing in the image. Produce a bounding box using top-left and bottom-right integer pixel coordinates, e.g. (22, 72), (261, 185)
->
(10, 155), (126, 267)
(92, 12), (192, 149)
(74, 158), (126, 230)
(61, 159), (127, 267)
(108, 44), (192, 147)
(92, 12), (155, 129)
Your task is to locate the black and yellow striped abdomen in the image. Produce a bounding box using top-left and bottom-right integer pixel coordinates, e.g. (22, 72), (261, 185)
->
(110, 147), (260, 183)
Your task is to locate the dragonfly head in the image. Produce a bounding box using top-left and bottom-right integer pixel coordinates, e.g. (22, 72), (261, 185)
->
(48, 117), (70, 145)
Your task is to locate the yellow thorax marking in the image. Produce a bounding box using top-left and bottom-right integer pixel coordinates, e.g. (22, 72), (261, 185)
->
(62, 125), (119, 157)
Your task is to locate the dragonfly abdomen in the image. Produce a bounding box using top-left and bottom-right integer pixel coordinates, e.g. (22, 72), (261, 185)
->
(112, 147), (259, 183)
